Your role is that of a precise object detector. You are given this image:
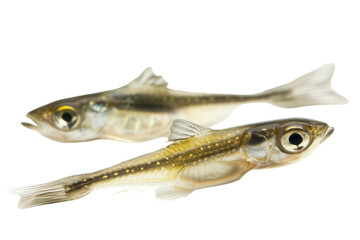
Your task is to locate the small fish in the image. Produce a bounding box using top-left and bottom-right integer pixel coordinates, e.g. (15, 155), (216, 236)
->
(21, 64), (346, 143)
(13, 118), (334, 208)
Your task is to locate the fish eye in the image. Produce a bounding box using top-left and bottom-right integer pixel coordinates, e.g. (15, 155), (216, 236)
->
(280, 128), (311, 153)
(61, 112), (73, 122)
(289, 133), (303, 145)
(52, 105), (80, 131)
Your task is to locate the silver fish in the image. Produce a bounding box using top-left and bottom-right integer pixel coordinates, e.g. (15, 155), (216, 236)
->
(13, 118), (334, 208)
(22, 64), (346, 142)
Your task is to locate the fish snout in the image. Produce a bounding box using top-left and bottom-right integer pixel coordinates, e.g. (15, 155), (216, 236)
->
(321, 126), (334, 142)
(27, 108), (49, 121)
(21, 108), (49, 131)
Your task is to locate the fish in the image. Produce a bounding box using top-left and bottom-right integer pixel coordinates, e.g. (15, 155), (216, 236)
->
(21, 64), (347, 143)
(21, 64), (346, 143)
(12, 118), (334, 208)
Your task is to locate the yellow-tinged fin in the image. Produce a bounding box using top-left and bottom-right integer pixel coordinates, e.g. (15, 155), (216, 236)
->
(11, 174), (91, 209)
(168, 119), (212, 141)
(262, 64), (348, 108)
(126, 67), (168, 88)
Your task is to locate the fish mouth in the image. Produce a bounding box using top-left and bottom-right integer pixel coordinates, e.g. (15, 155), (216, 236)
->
(21, 113), (40, 131)
(321, 126), (334, 142)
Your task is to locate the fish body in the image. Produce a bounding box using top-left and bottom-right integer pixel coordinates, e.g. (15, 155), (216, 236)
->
(22, 64), (346, 142)
(13, 118), (334, 208)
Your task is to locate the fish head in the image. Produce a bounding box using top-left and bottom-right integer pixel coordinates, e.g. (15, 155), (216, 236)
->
(242, 118), (333, 168)
(21, 97), (109, 142)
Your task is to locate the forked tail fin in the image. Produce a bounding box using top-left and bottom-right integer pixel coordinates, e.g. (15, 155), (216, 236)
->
(261, 64), (348, 108)
(11, 174), (91, 209)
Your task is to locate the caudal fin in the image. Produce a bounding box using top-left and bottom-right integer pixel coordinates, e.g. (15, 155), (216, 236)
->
(261, 64), (348, 108)
(11, 174), (91, 209)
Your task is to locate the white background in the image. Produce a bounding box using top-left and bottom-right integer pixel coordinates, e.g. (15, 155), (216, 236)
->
(0, 1), (359, 239)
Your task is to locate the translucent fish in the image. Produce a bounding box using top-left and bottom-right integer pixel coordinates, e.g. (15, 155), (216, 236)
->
(13, 118), (334, 208)
(22, 64), (346, 142)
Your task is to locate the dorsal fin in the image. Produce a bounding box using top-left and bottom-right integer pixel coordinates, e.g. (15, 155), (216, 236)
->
(127, 67), (168, 88)
(168, 119), (212, 141)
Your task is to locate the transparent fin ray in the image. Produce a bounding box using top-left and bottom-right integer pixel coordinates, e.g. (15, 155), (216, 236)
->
(168, 119), (212, 141)
(11, 174), (91, 209)
(127, 67), (168, 88)
(155, 185), (192, 200)
(262, 63), (348, 108)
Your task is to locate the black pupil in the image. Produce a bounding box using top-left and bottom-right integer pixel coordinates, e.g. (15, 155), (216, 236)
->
(289, 133), (303, 145)
(61, 112), (73, 122)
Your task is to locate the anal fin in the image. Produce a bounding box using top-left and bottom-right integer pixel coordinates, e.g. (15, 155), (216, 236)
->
(155, 185), (192, 200)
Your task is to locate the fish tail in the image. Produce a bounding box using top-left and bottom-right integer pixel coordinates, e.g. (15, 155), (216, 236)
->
(261, 63), (348, 108)
(11, 174), (92, 209)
